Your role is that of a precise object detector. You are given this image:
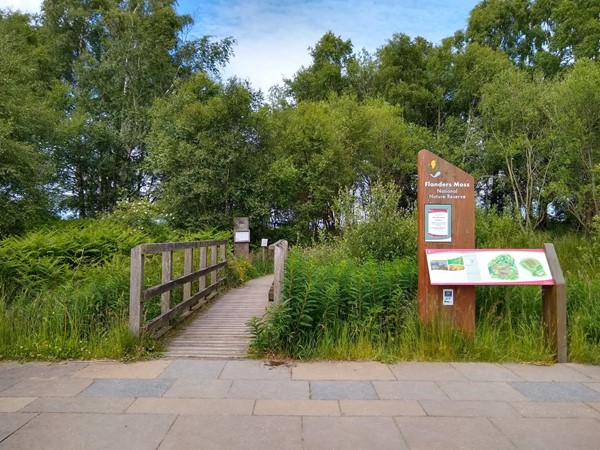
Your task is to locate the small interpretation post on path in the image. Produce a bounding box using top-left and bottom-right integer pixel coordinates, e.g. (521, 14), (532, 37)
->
(234, 217), (250, 258)
(417, 149), (476, 334)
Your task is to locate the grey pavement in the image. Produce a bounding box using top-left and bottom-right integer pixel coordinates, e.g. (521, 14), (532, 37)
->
(1, 359), (600, 449)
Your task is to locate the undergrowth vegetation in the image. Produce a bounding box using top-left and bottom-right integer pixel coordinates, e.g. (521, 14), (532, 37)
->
(250, 184), (600, 363)
(0, 201), (267, 361)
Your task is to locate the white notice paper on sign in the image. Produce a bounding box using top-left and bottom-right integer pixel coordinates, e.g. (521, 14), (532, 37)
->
(428, 209), (449, 236)
(425, 204), (452, 242)
(234, 231), (250, 243)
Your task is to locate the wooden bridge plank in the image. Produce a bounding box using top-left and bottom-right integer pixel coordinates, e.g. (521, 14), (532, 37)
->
(164, 275), (274, 359)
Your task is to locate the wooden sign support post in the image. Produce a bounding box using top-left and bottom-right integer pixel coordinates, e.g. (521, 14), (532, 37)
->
(233, 217), (250, 258)
(542, 243), (567, 363)
(417, 149), (476, 334)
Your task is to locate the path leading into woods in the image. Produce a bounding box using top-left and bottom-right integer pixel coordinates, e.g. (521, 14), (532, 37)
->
(164, 275), (273, 359)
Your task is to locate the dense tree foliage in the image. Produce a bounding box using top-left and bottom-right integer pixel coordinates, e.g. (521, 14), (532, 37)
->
(1, 0), (599, 238)
(43, 0), (234, 217)
(148, 74), (268, 229)
(0, 12), (57, 237)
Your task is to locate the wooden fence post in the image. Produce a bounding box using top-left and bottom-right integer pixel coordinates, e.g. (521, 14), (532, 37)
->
(129, 245), (144, 337)
(542, 243), (568, 363)
(270, 240), (288, 302)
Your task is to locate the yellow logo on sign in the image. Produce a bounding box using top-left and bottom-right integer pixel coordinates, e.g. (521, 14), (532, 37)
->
(426, 160), (442, 178)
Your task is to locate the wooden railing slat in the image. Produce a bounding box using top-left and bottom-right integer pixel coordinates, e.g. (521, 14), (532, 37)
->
(140, 240), (227, 254)
(145, 279), (224, 334)
(142, 260), (227, 301)
(129, 240), (228, 337)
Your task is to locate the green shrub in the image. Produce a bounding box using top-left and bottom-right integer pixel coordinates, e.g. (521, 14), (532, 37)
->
(475, 208), (548, 248)
(251, 202), (600, 363)
(226, 252), (273, 287)
(249, 250), (417, 358)
(334, 182), (417, 261)
(0, 220), (147, 295)
(0, 218), (237, 360)
(0, 253), (163, 360)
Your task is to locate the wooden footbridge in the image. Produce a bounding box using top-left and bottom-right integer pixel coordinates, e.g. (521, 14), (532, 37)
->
(128, 238), (287, 358)
(165, 275), (273, 358)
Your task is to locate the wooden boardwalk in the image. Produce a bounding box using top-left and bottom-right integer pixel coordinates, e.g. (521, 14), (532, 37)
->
(164, 275), (273, 359)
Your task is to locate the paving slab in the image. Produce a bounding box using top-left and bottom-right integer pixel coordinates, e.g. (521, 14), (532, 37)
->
(0, 379), (17, 393)
(159, 359), (226, 379)
(0, 362), (20, 373)
(254, 399), (340, 416)
(72, 360), (170, 379)
(0, 397), (36, 413)
(502, 363), (593, 382)
(509, 381), (600, 402)
(0, 413), (37, 442)
(438, 381), (528, 401)
(491, 417), (600, 450)
(2, 359), (600, 449)
(451, 362), (523, 381)
(586, 382), (600, 393)
(0, 412), (175, 450)
(21, 397), (134, 414)
(158, 415), (301, 449)
(228, 379), (309, 399)
(340, 399), (425, 416)
(310, 380), (377, 400)
(127, 397), (255, 415)
(0, 378), (91, 398)
(420, 399), (521, 418)
(219, 360), (291, 380)
(303, 416), (408, 450)
(293, 361), (395, 380)
(0, 362), (86, 379)
(81, 378), (173, 398)
(373, 381), (448, 400)
(395, 416), (516, 450)
(510, 401), (600, 418)
(163, 379), (232, 398)
(566, 363), (600, 381)
(390, 362), (467, 381)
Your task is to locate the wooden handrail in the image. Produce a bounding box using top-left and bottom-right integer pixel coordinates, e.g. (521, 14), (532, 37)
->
(129, 239), (228, 337)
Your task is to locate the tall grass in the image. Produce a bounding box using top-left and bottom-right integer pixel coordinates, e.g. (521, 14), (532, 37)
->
(0, 220), (159, 360)
(249, 250), (557, 362)
(250, 189), (600, 363)
(249, 250), (417, 358)
(0, 216), (237, 360)
(0, 253), (162, 360)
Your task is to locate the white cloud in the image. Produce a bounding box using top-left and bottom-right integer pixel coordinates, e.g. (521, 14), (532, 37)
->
(0, 0), (42, 13)
(184, 0), (480, 92)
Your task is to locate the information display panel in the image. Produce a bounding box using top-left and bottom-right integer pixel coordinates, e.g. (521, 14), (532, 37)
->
(425, 204), (452, 242)
(426, 248), (554, 286)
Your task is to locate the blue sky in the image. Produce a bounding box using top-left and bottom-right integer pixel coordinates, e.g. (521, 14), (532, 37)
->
(178, 0), (481, 92)
(1, 0), (481, 92)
